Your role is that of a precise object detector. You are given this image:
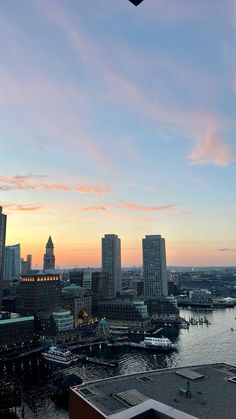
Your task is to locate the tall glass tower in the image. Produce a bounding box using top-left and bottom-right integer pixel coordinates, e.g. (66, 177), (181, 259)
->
(0, 206), (7, 310)
(102, 234), (121, 299)
(142, 235), (168, 298)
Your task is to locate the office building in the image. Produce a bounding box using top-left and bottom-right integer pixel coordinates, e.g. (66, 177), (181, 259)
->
(18, 273), (61, 315)
(69, 269), (84, 286)
(97, 299), (148, 325)
(102, 234), (121, 298)
(52, 309), (74, 332)
(62, 284), (91, 324)
(0, 206), (7, 310)
(43, 236), (55, 271)
(21, 254), (32, 274)
(4, 244), (21, 280)
(69, 363), (236, 419)
(91, 271), (109, 314)
(142, 235), (168, 298)
(0, 314), (34, 348)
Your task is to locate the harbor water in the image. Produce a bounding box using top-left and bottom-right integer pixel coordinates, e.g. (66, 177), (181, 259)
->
(2, 307), (236, 418)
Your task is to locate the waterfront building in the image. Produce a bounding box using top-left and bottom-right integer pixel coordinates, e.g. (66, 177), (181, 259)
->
(102, 234), (121, 298)
(146, 297), (180, 323)
(4, 244), (21, 280)
(43, 236), (55, 271)
(142, 235), (168, 298)
(189, 289), (213, 307)
(0, 314), (34, 348)
(97, 299), (148, 325)
(69, 363), (236, 419)
(18, 273), (61, 315)
(0, 206), (7, 310)
(52, 309), (74, 332)
(62, 284), (91, 324)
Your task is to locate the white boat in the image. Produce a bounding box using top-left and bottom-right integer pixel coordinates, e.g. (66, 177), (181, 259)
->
(42, 346), (78, 365)
(140, 337), (177, 351)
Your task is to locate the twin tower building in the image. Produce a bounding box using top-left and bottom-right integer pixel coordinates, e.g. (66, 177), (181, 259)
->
(102, 234), (168, 299)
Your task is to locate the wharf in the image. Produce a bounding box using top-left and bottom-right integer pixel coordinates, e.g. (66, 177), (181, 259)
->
(108, 341), (176, 352)
(0, 346), (46, 364)
(77, 355), (118, 368)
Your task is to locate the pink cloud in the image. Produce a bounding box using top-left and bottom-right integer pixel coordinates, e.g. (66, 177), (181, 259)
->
(82, 205), (107, 211)
(189, 136), (235, 166)
(3, 202), (44, 212)
(116, 200), (176, 212)
(76, 186), (111, 194)
(0, 175), (111, 194)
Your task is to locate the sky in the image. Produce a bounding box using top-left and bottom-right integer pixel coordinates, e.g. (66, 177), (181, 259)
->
(0, 0), (236, 268)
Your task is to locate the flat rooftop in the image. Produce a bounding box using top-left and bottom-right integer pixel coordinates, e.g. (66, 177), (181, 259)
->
(71, 363), (236, 418)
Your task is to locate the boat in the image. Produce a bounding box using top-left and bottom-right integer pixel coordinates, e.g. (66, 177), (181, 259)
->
(41, 346), (78, 365)
(139, 337), (177, 351)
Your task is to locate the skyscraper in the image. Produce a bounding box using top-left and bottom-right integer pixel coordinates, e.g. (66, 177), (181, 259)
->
(102, 234), (121, 298)
(26, 254), (32, 272)
(142, 235), (168, 298)
(4, 244), (21, 280)
(0, 206), (7, 310)
(43, 236), (55, 271)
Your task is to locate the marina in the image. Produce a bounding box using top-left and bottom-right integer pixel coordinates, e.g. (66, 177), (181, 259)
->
(1, 307), (236, 418)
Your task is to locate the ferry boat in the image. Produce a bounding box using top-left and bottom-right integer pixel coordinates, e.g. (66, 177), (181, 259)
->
(41, 346), (78, 365)
(140, 337), (177, 351)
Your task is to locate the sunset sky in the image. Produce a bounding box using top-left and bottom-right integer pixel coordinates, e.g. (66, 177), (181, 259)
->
(0, 0), (236, 267)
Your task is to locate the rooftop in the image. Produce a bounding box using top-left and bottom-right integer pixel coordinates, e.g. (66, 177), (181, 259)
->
(71, 363), (236, 419)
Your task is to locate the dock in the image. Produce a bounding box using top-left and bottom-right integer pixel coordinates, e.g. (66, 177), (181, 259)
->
(77, 355), (118, 368)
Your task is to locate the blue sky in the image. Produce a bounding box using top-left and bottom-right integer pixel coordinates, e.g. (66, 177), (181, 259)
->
(0, 0), (235, 267)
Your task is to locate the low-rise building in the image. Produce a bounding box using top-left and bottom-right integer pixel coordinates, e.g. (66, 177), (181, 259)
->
(97, 299), (148, 326)
(52, 309), (74, 332)
(0, 314), (34, 348)
(69, 363), (236, 419)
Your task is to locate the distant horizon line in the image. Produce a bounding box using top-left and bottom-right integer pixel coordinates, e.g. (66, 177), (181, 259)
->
(30, 264), (236, 270)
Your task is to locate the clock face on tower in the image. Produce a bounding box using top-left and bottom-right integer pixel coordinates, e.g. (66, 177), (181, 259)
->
(129, 0), (144, 5)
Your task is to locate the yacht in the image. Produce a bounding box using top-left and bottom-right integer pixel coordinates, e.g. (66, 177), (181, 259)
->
(42, 346), (78, 365)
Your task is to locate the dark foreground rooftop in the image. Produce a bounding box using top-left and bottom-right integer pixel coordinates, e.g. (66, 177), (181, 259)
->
(70, 363), (236, 418)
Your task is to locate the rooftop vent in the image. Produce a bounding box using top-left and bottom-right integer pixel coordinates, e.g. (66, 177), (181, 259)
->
(112, 389), (148, 407)
(175, 369), (206, 381)
(137, 376), (153, 383)
(79, 388), (94, 397)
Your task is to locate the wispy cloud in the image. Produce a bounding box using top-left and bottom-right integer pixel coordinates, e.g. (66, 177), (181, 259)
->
(0, 175), (111, 195)
(189, 136), (235, 166)
(82, 200), (190, 216)
(218, 248), (236, 252)
(3, 202), (44, 212)
(82, 205), (107, 211)
(116, 200), (176, 212)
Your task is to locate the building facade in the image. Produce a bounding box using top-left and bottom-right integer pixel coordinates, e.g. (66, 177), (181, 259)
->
(0, 315), (34, 348)
(62, 284), (91, 324)
(142, 235), (168, 298)
(97, 299), (148, 324)
(0, 206), (7, 310)
(4, 244), (21, 280)
(43, 236), (55, 271)
(18, 274), (61, 315)
(52, 309), (74, 332)
(102, 234), (121, 298)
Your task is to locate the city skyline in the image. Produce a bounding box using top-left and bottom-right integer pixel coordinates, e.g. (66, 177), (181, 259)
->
(1, 1), (236, 267)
